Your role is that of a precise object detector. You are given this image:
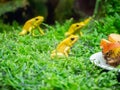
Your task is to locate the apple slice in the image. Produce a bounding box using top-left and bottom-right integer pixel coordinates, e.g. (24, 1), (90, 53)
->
(100, 35), (120, 67)
(100, 39), (120, 54)
(108, 33), (120, 42)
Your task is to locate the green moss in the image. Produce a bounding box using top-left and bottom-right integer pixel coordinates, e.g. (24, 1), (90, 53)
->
(0, 16), (120, 89)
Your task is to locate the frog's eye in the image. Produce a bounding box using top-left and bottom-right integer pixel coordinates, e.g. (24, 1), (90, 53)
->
(76, 24), (79, 27)
(35, 18), (39, 21)
(71, 38), (75, 41)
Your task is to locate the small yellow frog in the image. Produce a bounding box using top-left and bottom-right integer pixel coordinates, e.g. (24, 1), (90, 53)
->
(19, 16), (45, 36)
(65, 17), (92, 36)
(51, 35), (79, 58)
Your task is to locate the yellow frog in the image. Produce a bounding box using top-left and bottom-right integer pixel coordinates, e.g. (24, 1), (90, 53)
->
(51, 35), (79, 58)
(65, 17), (92, 36)
(19, 16), (45, 36)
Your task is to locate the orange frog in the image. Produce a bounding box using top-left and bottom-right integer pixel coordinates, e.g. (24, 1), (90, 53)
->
(100, 33), (120, 67)
(65, 17), (92, 36)
(51, 35), (79, 58)
(19, 16), (45, 36)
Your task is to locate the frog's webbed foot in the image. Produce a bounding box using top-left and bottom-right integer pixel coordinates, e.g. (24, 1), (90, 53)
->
(32, 32), (39, 37)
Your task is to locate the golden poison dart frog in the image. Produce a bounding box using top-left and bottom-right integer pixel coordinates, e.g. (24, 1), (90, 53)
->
(65, 17), (92, 36)
(19, 16), (45, 36)
(51, 35), (79, 58)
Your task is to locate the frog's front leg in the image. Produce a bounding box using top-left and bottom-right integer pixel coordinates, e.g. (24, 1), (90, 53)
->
(80, 31), (83, 36)
(38, 26), (45, 35)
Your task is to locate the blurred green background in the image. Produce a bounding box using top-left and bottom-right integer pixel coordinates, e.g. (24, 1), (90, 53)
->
(0, 0), (96, 24)
(0, 0), (120, 26)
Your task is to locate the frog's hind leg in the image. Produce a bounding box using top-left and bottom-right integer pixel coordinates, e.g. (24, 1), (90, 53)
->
(51, 50), (56, 58)
(31, 29), (37, 36)
(51, 52), (65, 59)
(51, 50), (65, 58)
(64, 46), (70, 57)
(30, 27), (39, 36)
(19, 29), (27, 35)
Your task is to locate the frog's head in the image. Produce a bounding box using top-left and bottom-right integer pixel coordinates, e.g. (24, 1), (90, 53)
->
(33, 16), (44, 26)
(68, 35), (79, 45)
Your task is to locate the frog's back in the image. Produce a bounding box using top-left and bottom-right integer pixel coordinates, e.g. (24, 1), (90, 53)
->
(23, 21), (32, 30)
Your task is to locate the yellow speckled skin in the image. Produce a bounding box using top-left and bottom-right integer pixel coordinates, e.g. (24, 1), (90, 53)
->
(51, 35), (79, 58)
(65, 17), (92, 36)
(19, 16), (45, 36)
